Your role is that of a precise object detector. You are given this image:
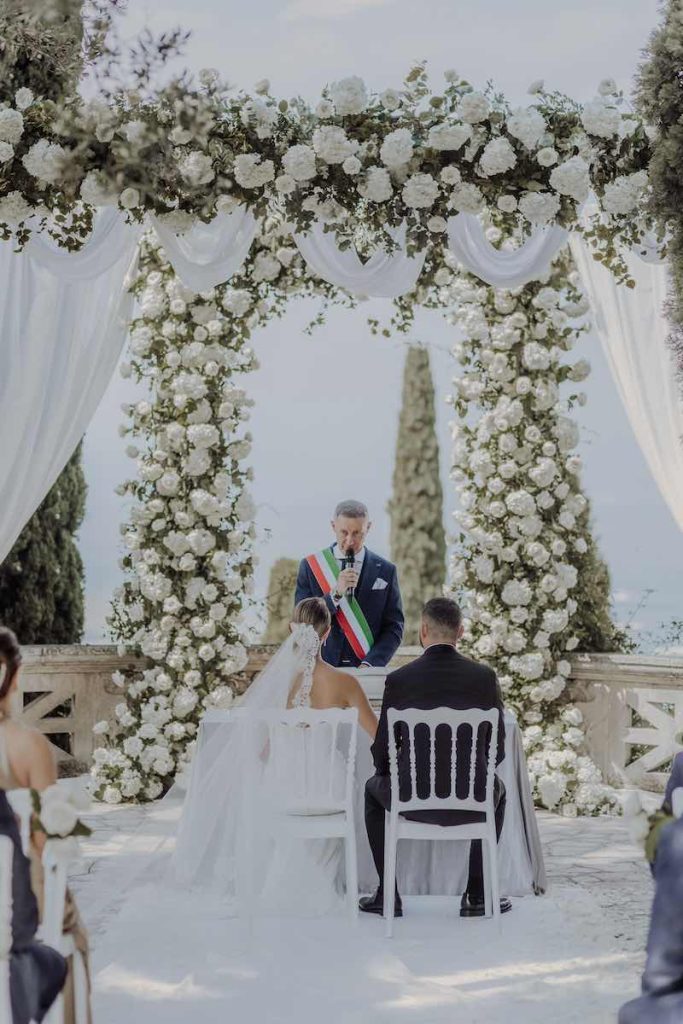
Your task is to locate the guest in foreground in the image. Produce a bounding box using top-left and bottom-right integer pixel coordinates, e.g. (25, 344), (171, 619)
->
(619, 813), (683, 1023)
(295, 499), (404, 668)
(0, 627), (92, 1024)
(1, 789), (67, 1024)
(360, 597), (509, 918)
(664, 750), (683, 810)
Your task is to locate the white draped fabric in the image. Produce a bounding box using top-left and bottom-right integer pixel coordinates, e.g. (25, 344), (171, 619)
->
(447, 213), (569, 289)
(151, 207), (257, 292)
(0, 209), (141, 562)
(293, 222), (426, 298)
(570, 236), (683, 533)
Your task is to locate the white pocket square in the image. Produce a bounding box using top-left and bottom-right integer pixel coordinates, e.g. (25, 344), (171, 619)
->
(372, 578), (388, 591)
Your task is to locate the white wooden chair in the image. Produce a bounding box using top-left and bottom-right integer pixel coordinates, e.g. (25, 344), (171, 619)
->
(0, 836), (13, 1024)
(239, 707), (359, 921)
(41, 841), (89, 1024)
(4, 790), (87, 1024)
(384, 706), (501, 937)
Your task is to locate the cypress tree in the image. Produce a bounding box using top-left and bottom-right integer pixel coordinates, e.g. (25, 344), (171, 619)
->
(570, 502), (634, 653)
(389, 345), (446, 643)
(0, 445), (87, 643)
(263, 557), (299, 644)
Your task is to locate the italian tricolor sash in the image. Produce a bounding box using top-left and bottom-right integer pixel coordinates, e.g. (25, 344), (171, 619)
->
(306, 549), (374, 661)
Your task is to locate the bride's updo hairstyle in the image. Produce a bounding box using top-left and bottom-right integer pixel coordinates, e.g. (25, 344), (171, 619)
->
(0, 627), (22, 701)
(292, 598), (331, 639)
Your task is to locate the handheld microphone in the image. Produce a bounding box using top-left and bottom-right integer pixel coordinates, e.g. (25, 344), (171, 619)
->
(345, 546), (356, 599)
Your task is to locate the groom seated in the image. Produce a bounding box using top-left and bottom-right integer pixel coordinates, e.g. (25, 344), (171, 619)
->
(361, 597), (510, 918)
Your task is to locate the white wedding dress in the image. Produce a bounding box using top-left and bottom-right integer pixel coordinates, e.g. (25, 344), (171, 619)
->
(134, 624), (351, 917)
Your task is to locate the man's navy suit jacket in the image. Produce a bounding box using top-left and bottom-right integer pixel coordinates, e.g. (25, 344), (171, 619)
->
(295, 546), (404, 667)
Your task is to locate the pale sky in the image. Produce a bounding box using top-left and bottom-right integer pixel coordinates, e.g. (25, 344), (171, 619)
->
(80, 0), (683, 647)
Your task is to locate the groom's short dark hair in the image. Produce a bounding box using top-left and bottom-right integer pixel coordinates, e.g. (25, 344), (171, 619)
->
(334, 499), (368, 519)
(422, 597), (462, 638)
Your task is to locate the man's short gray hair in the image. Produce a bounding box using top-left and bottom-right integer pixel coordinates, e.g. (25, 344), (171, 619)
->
(334, 499), (369, 520)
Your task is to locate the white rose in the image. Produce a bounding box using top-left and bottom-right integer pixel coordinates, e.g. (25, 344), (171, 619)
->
(428, 123), (471, 151)
(103, 786), (123, 805)
(0, 108), (24, 145)
(380, 128), (414, 169)
(22, 139), (67, 185)
(282, 144), (317, 182)
(178, 150), (215, 186)
(41, 801), (78, 837)
(358, 166), (393, 203)
(550, 156), (591, 204)
(449, 183), (484, 214)
(536, 147), (558, 167)
(329, 76), (368, 116)
(581, 99), (620, 139)
(506, 107), (546, 149)
(497, 194), (517, 213)
(380, 89), (401, 111)
(120, 187), (141, 210)
(518, 191), (561, 225)
(479, 137), (517, 176)
(233, 154), (275, 189)
(402, 173), (439, 209)
(15, 88), (34, 110)
(342, 155), (361, 175)
(312, 125), (356, 165)
(458, 92), (489, 123)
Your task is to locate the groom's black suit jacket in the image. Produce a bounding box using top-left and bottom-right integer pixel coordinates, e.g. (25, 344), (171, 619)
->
(371, 644), (506, 822)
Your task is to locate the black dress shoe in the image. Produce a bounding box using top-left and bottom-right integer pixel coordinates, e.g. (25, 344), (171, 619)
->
(460, 892), (512, 917)
(359, 890), (403, 917)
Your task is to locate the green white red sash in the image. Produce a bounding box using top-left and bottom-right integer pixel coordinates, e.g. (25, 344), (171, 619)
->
(306, 548), (374, 661)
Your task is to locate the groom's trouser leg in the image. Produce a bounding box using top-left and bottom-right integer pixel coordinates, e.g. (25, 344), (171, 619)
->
(364, 774), (392, 889)
(466, 778), (506, 899)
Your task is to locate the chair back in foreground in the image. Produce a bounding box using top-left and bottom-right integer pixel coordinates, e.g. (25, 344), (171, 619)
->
(0, 836), (12, 1024)
(238, 706), (359, 920)
(383, 706), (501, 936)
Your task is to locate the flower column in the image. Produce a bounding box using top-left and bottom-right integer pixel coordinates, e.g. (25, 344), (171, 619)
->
(92, 237), (256, 803)
(447, 254), (616, 816)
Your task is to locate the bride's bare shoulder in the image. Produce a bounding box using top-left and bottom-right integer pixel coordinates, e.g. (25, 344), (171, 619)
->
(317, 663), (359, 692)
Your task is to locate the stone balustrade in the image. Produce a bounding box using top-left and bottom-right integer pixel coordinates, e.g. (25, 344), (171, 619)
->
(14, 645), (683, 790)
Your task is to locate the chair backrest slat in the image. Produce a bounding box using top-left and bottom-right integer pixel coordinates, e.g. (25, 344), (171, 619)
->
(387, 706), (499, 814)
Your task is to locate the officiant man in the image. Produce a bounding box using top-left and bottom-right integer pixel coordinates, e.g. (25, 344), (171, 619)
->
(295, 499), (404, 668)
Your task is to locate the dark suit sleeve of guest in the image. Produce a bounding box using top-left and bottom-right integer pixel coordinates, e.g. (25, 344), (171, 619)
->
(371, 675), (394, 775)
(640, 819), (683, 998)
(294, 559), (338, 619)
(364, 568), (404, 667)
(664, 752), (683, 809)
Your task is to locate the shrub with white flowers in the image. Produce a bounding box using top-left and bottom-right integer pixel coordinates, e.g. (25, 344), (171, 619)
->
(444, 252), (618, 815)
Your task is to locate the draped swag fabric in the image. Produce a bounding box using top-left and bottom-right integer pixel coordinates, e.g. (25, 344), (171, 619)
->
(1, 206), (680, 566)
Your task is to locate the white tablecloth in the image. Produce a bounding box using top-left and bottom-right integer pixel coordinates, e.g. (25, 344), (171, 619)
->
(354, 709), (546, 897)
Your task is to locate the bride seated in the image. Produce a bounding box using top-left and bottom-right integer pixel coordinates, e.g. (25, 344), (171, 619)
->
(172, 597), (377, 914)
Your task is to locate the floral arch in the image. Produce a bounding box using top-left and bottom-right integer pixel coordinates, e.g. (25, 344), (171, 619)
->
(0, 25), (659, 814)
